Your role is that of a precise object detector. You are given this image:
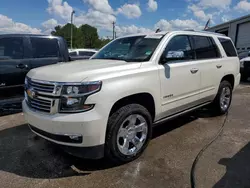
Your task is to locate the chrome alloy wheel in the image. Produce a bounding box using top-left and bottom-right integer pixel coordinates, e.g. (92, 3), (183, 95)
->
(116, 114), (148, 156)
(220, 86), (231, 111)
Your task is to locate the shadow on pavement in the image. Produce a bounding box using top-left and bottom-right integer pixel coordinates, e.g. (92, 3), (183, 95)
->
(213, 142), (250, 188)
(0, 107), (213, 179)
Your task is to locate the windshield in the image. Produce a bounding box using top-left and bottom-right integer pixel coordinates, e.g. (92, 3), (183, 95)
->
(92, 35), (163, 62)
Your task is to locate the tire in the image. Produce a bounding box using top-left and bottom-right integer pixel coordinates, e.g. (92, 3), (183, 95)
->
(105, 104), (152, 164)
(211, 80), (232, 115)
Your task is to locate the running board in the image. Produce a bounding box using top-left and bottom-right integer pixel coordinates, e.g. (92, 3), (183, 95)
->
(153, 102), (211, 126)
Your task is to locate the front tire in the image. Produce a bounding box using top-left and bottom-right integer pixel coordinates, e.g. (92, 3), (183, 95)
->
(212, 80), (232, 115)
(105, 104), (152, 164)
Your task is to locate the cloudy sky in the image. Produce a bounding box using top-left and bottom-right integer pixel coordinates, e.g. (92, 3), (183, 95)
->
(0, 0), (250, 37)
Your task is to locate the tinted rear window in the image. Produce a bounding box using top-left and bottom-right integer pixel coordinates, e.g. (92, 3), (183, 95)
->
(0, 37), (24, 60)
(218, 38), (237, 57)
(191, 36), (220, 59)
(31, 38), (60, 58)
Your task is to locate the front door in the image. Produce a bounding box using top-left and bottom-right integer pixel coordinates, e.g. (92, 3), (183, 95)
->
(0, 36), (30, 99)
(158, 35), (201, 118)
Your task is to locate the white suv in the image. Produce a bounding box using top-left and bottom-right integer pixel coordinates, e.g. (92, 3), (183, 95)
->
(23, 30), (241, 163)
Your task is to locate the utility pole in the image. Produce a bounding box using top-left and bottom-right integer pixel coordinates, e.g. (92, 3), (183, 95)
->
(204, 18), (210, 30)
(70, 10), (75, 50)
(112, 21), (115, 40)
(115, 31), (117, 39)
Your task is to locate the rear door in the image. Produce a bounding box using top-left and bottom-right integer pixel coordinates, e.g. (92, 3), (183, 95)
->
(0, 36), (31, 98)
(189, 35), (222, 101)
(29, 37), (63, 69)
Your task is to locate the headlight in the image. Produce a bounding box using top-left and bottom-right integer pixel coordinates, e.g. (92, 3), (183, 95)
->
(240, 61), (244, 68)
(59, 81), (101, 113)
(61, 81), (101, 95)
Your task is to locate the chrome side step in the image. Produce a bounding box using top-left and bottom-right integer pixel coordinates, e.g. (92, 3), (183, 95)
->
(153, 102), (211, 126)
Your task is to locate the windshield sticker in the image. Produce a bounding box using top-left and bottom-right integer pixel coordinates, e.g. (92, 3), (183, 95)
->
(145, 51), (152, 55)
(144, 35), (163, 39)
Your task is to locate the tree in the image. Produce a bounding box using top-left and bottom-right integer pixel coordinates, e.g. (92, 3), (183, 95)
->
(51, 23), (111, 49)
(51, 23), (82, 48)
(79, 24), (99, 48)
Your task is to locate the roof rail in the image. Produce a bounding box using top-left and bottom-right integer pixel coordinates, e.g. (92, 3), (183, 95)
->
(183, 29), (226, 36)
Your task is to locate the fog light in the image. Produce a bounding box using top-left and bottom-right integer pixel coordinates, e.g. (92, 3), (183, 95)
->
(69, 135), (81, 140)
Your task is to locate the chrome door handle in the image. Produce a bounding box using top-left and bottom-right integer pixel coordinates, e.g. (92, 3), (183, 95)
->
(216, 64), (222, 69)
(190, 68), (198, 74)
(16, 64), (28, 69)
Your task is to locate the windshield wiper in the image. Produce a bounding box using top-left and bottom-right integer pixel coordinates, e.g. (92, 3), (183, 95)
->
(124, 59), (146, 62)
(93, 57), (125, 61)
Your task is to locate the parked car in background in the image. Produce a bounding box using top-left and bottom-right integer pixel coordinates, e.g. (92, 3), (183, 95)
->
(23, 30), (240, 163)
(0, 34), (70, 107)
(69, 48), (97, 60)
(239, 51), (250, 81)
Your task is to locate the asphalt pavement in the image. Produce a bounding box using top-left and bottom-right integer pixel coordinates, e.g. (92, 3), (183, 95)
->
(1, 83), (250, 188)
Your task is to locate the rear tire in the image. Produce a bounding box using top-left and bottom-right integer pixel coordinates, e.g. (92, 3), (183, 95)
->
(211, 80), (232, 115)
(105, 104), (152, 164)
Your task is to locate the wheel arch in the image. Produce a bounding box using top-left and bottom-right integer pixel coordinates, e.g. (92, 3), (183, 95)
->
(221, 74), (235, 89)
(109, 92), (156, 121)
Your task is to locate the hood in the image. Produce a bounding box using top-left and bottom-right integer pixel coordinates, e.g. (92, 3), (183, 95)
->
(27, 59), (141, 82)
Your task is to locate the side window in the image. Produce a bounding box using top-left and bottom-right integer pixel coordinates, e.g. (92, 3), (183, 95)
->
(31, 38), (60, 58)
(191, 36), (220, 59)
(0, 37), (24, 60)
(79, 51), (94, 56)
(218, 38), (237, 57)
(69, 51), (77, 56)
(87, 52), (96, 56)
(162, 35), (194, 63)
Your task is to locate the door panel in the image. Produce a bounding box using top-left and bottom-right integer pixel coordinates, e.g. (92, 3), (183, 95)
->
(189, 36), (222, 100)
(158, 61), (201, 118)
(0, 59), (30, 87)
(198, 59), (221, 100)
(158, 35), (201, 119)
(0, 37), (30, 86)
(0, 37), (31, 99)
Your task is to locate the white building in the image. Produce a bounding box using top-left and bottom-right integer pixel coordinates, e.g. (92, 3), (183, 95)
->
(207, 14), (250, 52)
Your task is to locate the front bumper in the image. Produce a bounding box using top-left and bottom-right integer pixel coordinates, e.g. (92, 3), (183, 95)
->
(22, 100), (108, 151)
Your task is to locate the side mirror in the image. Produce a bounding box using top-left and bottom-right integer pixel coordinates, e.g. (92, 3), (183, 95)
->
(166, 50), (184, 59)
(161, 50), (185, 64)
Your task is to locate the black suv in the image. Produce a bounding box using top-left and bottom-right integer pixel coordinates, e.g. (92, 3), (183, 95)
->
(0, 34), (70, 107)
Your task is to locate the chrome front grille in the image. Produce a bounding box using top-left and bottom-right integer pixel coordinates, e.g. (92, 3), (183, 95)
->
(27, 78), (55, 94)
(25, 77), (60, 114)
(27, 96), (52, 113)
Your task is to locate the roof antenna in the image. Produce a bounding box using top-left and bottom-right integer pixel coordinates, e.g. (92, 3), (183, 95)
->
(155, 28), (161, 33)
